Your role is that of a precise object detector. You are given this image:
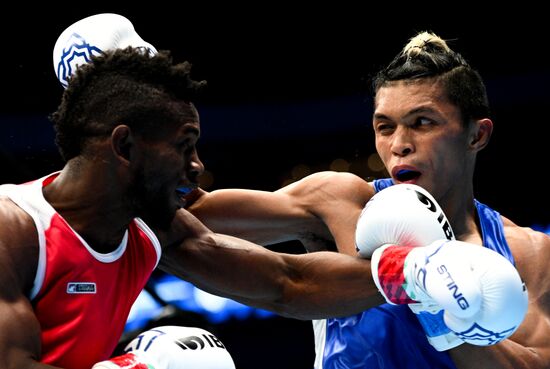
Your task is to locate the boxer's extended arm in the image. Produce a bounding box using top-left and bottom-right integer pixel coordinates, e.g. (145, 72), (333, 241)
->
(0, 200), (58, 369)
(186, 171), (372, 253)
(186, 186), (325, 245)
(448, 227), (550, 369)
(159, 209), (384, 320)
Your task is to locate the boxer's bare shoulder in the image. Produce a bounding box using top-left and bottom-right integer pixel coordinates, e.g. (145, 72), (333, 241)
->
(0, 196), (39, 292)
(502, 216), (550, 291)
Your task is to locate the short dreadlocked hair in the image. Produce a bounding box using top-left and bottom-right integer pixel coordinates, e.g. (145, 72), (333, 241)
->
(50, 47), (206, 161)
(373, 32), (490, 124)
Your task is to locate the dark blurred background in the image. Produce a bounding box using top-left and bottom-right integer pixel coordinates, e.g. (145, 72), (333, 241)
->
(1, 5), (548, 368)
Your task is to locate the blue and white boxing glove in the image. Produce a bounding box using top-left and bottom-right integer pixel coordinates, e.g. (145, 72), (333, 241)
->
(53, 13), (157, 88)
(370, 240), (528, 346)
(92, 326), (236, 369)
(355, 184), (461, 350)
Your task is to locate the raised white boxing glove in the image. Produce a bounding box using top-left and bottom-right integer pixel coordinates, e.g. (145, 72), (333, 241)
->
(355, 184), (461, 350)
(53, 13), (157, 88)
(92, 326), (236, 369)
(371, 240), (528, 346)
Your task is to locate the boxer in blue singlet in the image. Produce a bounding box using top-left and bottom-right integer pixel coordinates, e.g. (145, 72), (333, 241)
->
(186, 31), (550, 368)
(319, 178), (516, 369)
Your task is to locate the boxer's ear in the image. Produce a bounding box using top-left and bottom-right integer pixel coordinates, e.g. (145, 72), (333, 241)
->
(111, 125), (132, 165)
(469, 118), (493, 152)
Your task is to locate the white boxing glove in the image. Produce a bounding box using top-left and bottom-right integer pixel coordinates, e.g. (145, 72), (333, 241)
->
(53, 13), (157, 88)
(371, 240), (528, 346)
(93, 326), (236, 369)
(355, 184), (461, 350)
(355, 183), (454, 258)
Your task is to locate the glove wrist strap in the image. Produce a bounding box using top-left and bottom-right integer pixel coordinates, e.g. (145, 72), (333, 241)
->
(93, 353), (155, 369)
(372, 244), (419, 304)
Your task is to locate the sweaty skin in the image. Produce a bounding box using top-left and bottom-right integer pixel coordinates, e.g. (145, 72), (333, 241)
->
(0, 45), (548, 368)
(185, 80), (550, 369)
(0, 119), (384, 369)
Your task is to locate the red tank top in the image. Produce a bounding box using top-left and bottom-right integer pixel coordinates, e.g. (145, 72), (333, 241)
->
(0, 173), (161, 369)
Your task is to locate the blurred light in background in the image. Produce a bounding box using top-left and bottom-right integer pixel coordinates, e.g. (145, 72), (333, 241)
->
(329, 158), (350, 172)
(367, 153), (385, 172)
(291, 164), (311, 180)
(198, 170), (214, 190)
(125, 274), (274, 332)
(533, 224), (550, 236)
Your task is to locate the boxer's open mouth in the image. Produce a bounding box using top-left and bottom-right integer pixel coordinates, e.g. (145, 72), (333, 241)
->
(395, 169), (421, 182)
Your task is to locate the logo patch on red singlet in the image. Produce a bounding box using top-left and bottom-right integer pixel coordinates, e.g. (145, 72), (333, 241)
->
(67, 282), (96, 294)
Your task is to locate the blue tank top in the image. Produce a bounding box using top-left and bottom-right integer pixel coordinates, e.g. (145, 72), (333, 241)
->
(321, 178), (514, 369)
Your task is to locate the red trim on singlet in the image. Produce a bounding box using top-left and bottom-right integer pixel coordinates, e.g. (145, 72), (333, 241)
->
(41, 174), (57, 187)
(36, 214), (158, 369)
(1, 172), (161, 369)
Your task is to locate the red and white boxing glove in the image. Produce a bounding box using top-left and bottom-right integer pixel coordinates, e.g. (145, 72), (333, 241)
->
(371, 239), (528, 346)
(53, 13), (157, 88)
(92, 326), (236, 369)
(91, 353), (150, 369)
(355, 184), (461, 350)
